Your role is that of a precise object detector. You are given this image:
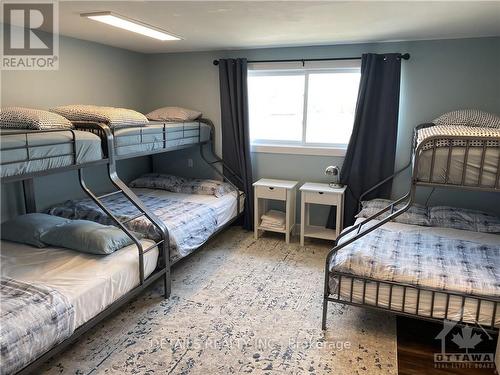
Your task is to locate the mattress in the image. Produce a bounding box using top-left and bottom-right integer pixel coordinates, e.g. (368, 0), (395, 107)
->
(417, 146), (499, 187)
(0, 129), (103, 178)
(47, 188), (244, 262)
(131, 188), (244, 231)
(0, 239), (158, 328)
(112, 121), (211, 156)
(329, 219), (500, 327)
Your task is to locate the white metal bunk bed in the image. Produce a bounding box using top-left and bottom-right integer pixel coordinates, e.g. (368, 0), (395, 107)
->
(0, 121), (170, 374)
(322, 122), (500, 332)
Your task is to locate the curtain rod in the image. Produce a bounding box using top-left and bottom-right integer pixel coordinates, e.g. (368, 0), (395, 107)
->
(212, 53), (410, 66)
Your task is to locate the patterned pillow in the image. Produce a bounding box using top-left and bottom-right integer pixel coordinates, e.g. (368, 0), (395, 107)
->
(129, 173), (186, 191)
(429, 206), (500, 233)
(177, 178), (234, 198)
(356, 198), (430, 226)
(146, 106), (202, 122)
(129, 173), (234, 197)
(433, 110), (500, 129)
(0, 107), (73, 130)
(50, 105), (148, 128)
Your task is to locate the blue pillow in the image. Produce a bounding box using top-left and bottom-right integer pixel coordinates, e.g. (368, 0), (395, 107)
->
(1, 213), (71, 248)
(40, 220), (138, 255)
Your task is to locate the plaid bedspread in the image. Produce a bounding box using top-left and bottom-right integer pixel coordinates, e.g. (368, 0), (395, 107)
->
(330, 229), (500, 298)
(0, 277), (75, 375)
(47, 192), (218, 260)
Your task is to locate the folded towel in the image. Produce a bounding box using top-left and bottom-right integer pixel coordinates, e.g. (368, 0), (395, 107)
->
(260, 220), (285, 230)
(261, 210), (286, 225)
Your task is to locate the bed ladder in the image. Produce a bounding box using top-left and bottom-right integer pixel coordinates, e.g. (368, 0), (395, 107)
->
(78, 165), (171, 299)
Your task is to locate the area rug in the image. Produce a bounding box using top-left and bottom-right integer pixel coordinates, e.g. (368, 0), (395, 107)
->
(42, 228), (397, 374)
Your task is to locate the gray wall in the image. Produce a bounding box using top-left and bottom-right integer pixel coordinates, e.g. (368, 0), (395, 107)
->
(1, 35), (151, 219)
(146, 37), (500, 220)
(2, 35), (499, 222)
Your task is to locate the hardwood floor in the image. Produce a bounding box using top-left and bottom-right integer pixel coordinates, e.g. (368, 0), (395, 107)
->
(397, 317), (498, 375)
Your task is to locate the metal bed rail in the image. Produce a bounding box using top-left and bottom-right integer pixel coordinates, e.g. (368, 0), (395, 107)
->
(108, 119), (211, 160)
(412, 123), (500, 191)
(328, 272), (499, 331)
(75, 122), (171, 297)
(0, 123), (110, 184)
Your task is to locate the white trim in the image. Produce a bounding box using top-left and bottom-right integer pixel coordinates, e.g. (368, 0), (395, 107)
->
(251, 143), (347, 157)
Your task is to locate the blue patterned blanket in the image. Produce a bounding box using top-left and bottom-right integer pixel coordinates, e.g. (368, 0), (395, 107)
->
(47, 192), (218, 260)
(0, 277), (75, 375)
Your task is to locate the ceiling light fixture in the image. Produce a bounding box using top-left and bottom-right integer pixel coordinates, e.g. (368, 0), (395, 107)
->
(81, 12), (181, 41)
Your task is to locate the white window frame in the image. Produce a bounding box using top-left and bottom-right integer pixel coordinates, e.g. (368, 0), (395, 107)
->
(248, 61), (360, 157)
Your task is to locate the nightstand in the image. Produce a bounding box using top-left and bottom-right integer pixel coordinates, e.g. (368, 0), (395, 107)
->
(253, 178), (299, 243)
(299, 182), (346, 246)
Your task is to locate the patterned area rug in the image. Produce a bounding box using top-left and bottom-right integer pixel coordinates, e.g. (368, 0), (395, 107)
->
(42, 228), (397, 374)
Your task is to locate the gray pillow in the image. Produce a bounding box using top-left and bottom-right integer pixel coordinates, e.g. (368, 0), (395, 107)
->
(50, 105), (148, 128)
(146, 106), (202, 122)
(0, 107), (74, 130)
(1, 213), (71, 248)
(40, 220), (137, 255)
(356, 198), (430, 226)
(429, 206), (500, 233)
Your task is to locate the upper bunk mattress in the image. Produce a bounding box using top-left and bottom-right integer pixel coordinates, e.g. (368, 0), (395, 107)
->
(112, 121), (211, 156)
(329, 219), (500, 326)
(416, 125), (500, 187)
(0, 129), (103, 178)
(47, 187), (244, 263)
(0, 239), (158, 374)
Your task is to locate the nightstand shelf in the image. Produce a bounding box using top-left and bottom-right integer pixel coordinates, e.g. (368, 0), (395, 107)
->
(300, 182), (346, 246)
(253, 178), (298, 243)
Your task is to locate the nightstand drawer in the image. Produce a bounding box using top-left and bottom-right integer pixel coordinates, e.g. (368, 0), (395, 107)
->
(304, 191), (339, 205)
(256, 185), (286, 200)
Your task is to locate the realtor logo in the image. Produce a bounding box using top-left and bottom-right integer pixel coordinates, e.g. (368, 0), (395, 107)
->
(434, 319), (495, 370)
(2, 1), (59, 70)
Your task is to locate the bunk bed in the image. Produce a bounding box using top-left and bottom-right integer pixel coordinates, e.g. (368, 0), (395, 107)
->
(1, 105), (244, 374)
(322, 122), (500, 332)
(46, 115), (244, 264)
(1, 117), (169, 374)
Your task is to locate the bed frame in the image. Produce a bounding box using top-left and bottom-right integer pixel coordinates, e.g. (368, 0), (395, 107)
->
(322, 123), (500, 332)
(1, 118), (244, 374)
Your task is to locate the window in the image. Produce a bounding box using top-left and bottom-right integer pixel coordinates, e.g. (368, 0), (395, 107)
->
(248, 60), (361, 155)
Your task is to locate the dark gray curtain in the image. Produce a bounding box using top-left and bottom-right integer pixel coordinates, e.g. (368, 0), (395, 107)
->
(218, 58), (254, 230)
(327, 53), (402, 228)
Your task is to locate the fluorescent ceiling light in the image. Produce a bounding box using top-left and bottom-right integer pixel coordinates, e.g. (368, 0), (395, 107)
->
(81, 12), (181, 41)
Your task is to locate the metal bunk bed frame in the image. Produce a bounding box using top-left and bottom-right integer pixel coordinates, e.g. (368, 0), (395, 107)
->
(322, 123), (500, 332)
(1, 117), (245, 374)
(1, 122), (170, 375)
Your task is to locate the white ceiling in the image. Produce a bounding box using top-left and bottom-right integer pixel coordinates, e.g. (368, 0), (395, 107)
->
(58, 1), (500, 54)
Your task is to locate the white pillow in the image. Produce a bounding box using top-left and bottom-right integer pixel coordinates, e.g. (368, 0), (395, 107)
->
(0, 107), (73, 130)
(50, 105), (148, 128)
(146, 106), (202, 122)
(433, 110), (500, 129)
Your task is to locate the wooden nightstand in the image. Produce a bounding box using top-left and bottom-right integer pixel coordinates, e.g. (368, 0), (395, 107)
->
(253, 178), (298, 243)
(299, 182), (346, 246)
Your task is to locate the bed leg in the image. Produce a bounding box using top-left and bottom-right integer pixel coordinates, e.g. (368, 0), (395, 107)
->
(322, 297), (328, 330)
(164, 269), (171, 299)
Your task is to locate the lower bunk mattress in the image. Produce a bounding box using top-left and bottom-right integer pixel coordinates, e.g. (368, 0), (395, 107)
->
(0, 129), (103, 178)
(0, 239), (158, 374)
(329, 219), (500, 327)
(47, 188), (244, 263)
(112, 121), (211, 156)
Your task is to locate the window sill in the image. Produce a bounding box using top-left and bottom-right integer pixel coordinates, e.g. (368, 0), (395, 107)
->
(251, 144), (347, 157)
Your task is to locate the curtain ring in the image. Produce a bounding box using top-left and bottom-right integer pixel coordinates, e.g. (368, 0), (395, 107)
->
(302, 59), (305, 67)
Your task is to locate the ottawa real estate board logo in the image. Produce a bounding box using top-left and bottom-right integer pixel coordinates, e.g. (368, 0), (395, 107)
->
(2, 1), (59, 70)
